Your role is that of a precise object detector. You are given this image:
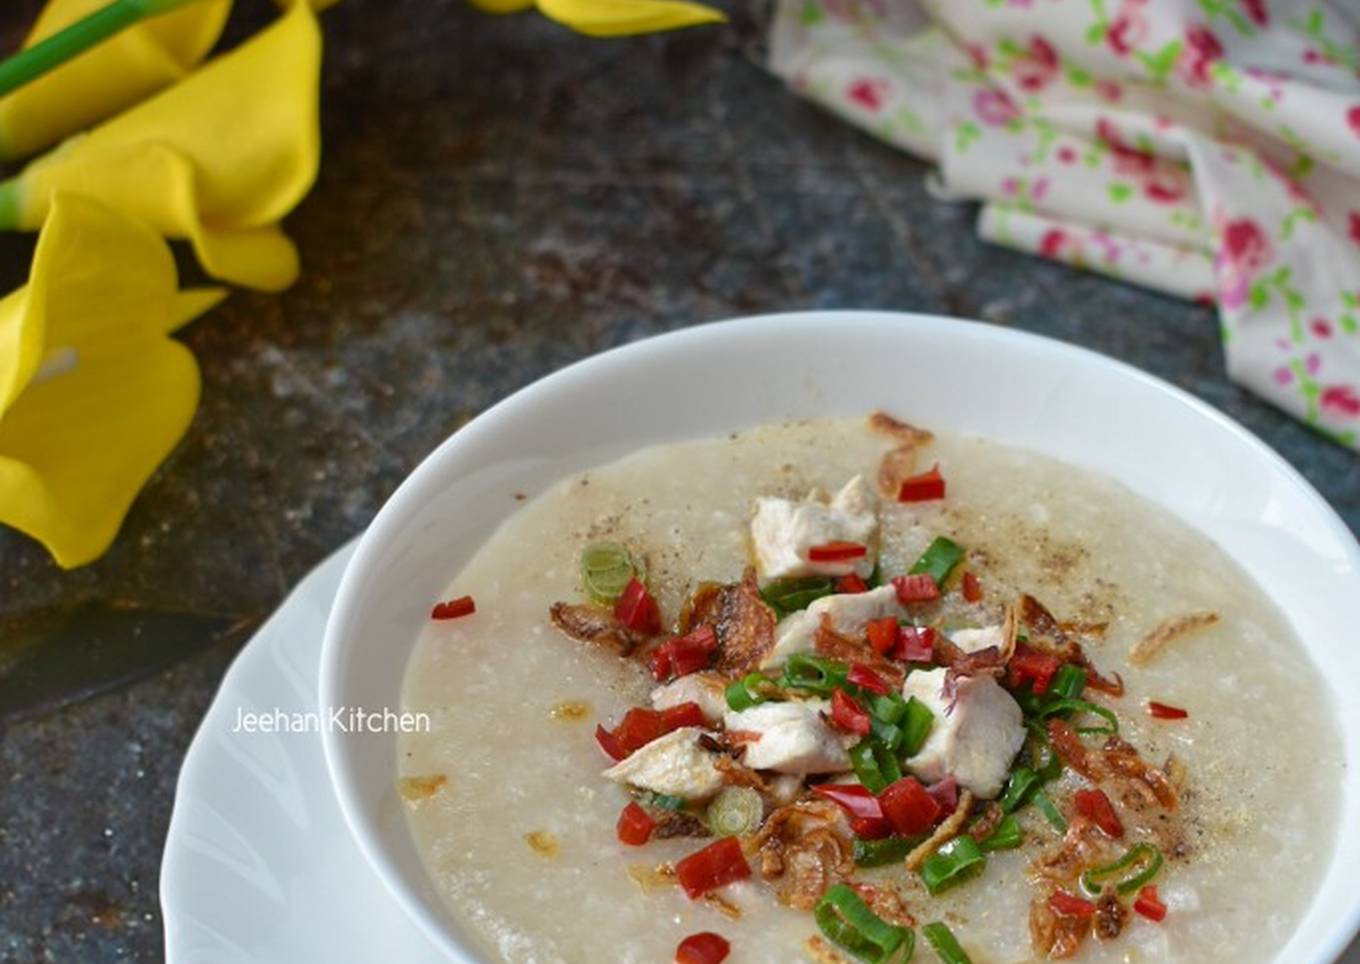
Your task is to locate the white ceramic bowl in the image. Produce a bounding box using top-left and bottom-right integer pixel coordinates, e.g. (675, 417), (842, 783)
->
(319, 311), (1360, 963)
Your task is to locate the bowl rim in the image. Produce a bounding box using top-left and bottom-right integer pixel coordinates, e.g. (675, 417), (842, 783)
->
(319, 309), (1360, 963)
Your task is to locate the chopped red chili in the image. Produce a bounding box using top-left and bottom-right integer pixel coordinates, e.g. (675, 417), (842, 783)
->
(675, 837), (751, 899)
(847, 663), (892, 695)
(1049, 890), (1097, 918)
(595, 702), (706, 761)
(808, 540), (868, 562)
(850, 815), (895, 839)
(617, 802), (655, 846)
(836, 573), (869, 594)
(675, 931), (731, 964)
(961, 570), (983, 603)
(830, 688), (872, 735)
(1148, 700), (1189, 720)
(897, 463), (946, 502)
(811, 783), (885, 821)
(1073, 788), (1124, 839)
(614, 577), (662, 635)
(892, 573), (939, 604)
(879, 776), (941, 836)
(648, 625), (718, 682)
(866, 616), (900, 655)
(1133, 885), (1168, 922)
(1007, 643), (1063, 694)
(430, 595), (475, 620)
(893, 624), (936, 662)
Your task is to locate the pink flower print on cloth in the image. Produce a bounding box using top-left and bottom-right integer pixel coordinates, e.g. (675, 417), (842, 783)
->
(768, 0), (1360, 452)
(1216, 219), (1273, 310)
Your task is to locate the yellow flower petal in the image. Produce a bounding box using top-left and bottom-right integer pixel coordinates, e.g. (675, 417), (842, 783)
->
(0, 193), (200, 568)
(0, 0), (231, 162)
(534, 0), (724, 35)
(168, 286), (229, 333)
(0, 0), (321, 290)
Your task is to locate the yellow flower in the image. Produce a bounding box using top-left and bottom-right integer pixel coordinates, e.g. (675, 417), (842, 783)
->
(0, 0), (231, 163)
(0, 0), (321, 292)
(0, 193), (223, 568)
(467, 0), (725, 36)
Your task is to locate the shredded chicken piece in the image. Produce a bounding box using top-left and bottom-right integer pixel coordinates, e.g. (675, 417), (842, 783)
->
(968, 802), (1005, 842)
(684, 569), (778, 675)
(548, 602), (643, 656)
(1030, 897), (1087, 959)
(753, 800), (853, 910)
(1129, 611), (1221, 666)
(904, 790), (975, 871)
(1019, 595), (1124, 696)
(1093, 890), (1129, 941)
(868, 412), (935, 499)
(813, 615), (905, 686)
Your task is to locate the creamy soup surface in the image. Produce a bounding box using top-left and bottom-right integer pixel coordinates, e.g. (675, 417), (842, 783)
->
(399, 418), (1343, 964)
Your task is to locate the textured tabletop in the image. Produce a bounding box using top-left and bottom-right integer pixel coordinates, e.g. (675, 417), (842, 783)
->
(0, 2), (1357, 961)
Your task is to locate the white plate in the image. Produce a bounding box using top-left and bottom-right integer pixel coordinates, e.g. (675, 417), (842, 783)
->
(160, 540), (445, 964)
(320, 312), (1360, 963)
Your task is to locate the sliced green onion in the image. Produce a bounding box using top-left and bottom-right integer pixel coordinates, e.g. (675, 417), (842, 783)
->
(850, 739), (901, 794)
(1029, 732), (1064, 783)
(760, 576), (835, 618)
(1032, 789), (1068, 833)
(871, 717), (905, 753)
(1034, 697), (1118, 735)
(900, 696), (934, 758)
(908, 536), (964, 588)
(1050, 664), (1087, 700)
(922, 922), (972, 964)
(706, 786), (763, 836)
(853, 836), (920, 867)
(579, 541), (637, 603)
(814, 884), (914, 963)
(919, 836), (986, 895)
(780, 653), (849, 695)
(642, 791), (686, 811)
(725, 672), (775, 711)
(1080, 842), (1164, 896)
(998, 766), (1040, 814)
(866, 563), (883, 589)
(867, 691), (907, 726)
(978, 813), (1023, 851)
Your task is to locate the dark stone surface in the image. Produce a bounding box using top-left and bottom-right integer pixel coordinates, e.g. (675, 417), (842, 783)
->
(0, 1), (1355, 961)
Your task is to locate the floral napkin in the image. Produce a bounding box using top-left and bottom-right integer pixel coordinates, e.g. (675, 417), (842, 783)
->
(769, 0), (1360, 450)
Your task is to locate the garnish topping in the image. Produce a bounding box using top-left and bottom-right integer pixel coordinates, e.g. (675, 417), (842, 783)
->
(614, 577), (662, 635)
(676, 931), (731, 964)
(1148, 700), (1189, 720)
(897, 463), (946, 503)
(1133, 885), (1168, 922)
(430, 595), (475, 620)
(814, 883), (914, 963)
(675, 837), (751, 899)
(808, 540), (869, 562)
(617, 802), (655, 846)
(580, 541), (637, 604)
(892, 573), (939, 604)
(649, 624), (718, 682)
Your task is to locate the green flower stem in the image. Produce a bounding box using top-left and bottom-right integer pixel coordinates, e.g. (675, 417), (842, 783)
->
(0, 0), (208, 99)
